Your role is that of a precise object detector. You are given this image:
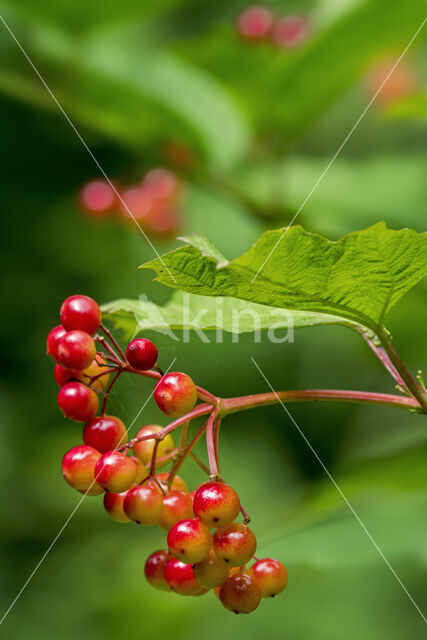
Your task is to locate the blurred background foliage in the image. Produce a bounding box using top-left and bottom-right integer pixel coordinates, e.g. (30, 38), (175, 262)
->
(0, 0), (426, 638)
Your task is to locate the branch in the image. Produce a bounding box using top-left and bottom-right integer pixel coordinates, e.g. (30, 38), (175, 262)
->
(221, 389), (422, 414)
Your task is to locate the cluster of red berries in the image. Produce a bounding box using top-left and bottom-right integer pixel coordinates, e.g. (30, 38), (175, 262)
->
(47, 295), (287, 614)
(144, 481), (287, 614)
(79, 167), (181, 237)
(237, 5), (309, 49)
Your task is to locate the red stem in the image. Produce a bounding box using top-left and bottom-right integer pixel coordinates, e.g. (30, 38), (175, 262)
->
(221, 389), (421, 413)
(206, 411), (220, 479)
(100, 323), (126, 361)
(101, 370), (122, 415)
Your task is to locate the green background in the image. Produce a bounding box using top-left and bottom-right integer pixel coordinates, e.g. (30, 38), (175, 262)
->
(0, 1), (426, 638)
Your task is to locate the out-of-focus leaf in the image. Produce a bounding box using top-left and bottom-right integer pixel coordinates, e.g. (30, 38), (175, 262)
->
(385, 93), (427, 120)
(141, 224), (427, 333)
(262, 448), (427, 568)
(102, 290), (351, 340)
(0, 11), (251, 169)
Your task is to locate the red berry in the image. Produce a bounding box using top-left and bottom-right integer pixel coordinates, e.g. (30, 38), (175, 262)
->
(272, 15), (309, 49)
(154, 372), (197, 418)
(193, 481), (240, 528)
(150, 473), (188, 494)
(54, 356), (110, 391)
(133, 425), (174, 469)
(219, 573), (261, 614)
(103, 490), (131, 523)
(83, 415), (127, 453)
(126, 338), (158, 371)
(248, 558), (288, 597)
(79, 180), (116, 217)
(142, 168), (178, 201)
(123, 485), (163, 525)
(144, 550), (172, 591)
(130, 456), (149, 483)
(47, 325), (67, 362)
(167, 518), (212, 564)
(193, 549), (229, 589)
(159, 491), (194, 531)
(237, 5), (274, 40)
(164, 558), (202, 596)
(62, 445), (103, 495)
(145, 203), (180, 238)
(118, 185), (151, 222)
(60, 295), (101, 335)
(57, 381), (99, 422)
(213, 523), (257, 566)
(57, 330), (96, 370)
(95, 451), (137, 492)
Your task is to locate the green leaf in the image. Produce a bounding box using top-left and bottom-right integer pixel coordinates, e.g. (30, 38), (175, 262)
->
(141, 224), (427, 334)
(101, 290), (350, 340)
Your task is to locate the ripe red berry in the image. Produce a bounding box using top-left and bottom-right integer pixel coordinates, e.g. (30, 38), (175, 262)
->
(164, 558), (202, 596)
(60, 295), (101, 335)
(237, 5), (274, 40)
(62, 445), (103, 495)
(193, 549), (229, 589)
(95, 451), (137, 492)
(154, 372), (197, 418)
(142, 168), (178, 201)
(83, 415), (127, 453)
(144, 203), (180, 237)
(57, 381), (99, 422)
(219, 573), (261, 614)
(54, 356), (110, 391)
(103, 490), (131, 523)
(248, 558), (288, 597)
(272, 15), (309, 49)
(167, 518), (212, 564)
(133, 425), (174, 469)
(118, 185), (151, 222)
(126, 338), (158, 371)
(150, 473), (188, 494)
(159, 491), (194, 531)
(79, 179), (116, 217)
(47, 325), (67, 362)
(213, 523), (257, 566)
(57, 330), (96, 370)
(193, 481), (240, 527)
(123, 485), (163, 525)
(144, 550), (172, 591)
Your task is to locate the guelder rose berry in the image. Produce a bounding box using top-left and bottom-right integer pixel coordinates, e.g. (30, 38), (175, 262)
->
(142, 168), (178, 201)
(54, 356), (110, 391)
(144, 550), (172, 591)
(272, 15), (309, 49)
(150, 473), (188, 493)
(154, 372), (197, 418)
(213, 523), (257, 566)
(123, 485), (163, 525)
(47, 325), (67, 362)
(167, 518), (212, 564)
(57, 330), (96, 370)
(126, 338), (158, 371)
(130, 456), (149, 484)
(95, 451), (137, 492)
(79, 180), (116, 217)
(193, 481), (240, 527)
(219, 573), (261, 614)
(159, 491), (194, 531)
(57, 381), (99, 422)
(237, 5), (274, 40)
(248, 558), (288, 597)
(62, 445), (103, 495)
(193, 549), (229, 589)
(103, 490), (131, 523)
(83, 415), (127, 453)
(133, 424), (174, 469)
(60, 295), (101, 335)
(164, 558), (202, 596)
